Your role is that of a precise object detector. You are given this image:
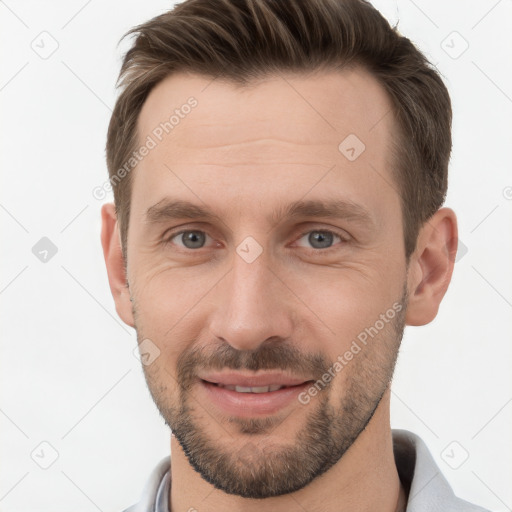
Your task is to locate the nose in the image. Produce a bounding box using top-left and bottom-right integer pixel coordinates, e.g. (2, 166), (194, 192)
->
(208, 248), (295, 352)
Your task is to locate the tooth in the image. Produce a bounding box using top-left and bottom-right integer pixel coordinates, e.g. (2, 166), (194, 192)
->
(216, 384), (287, 393)
(251, 386), (271, 393)
(233, 385), (286, 393)
(234, 386), (253, 393)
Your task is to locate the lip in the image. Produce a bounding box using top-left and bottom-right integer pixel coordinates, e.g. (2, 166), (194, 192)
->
(198, 377), (314, 417)
(198, 371), (311, 388)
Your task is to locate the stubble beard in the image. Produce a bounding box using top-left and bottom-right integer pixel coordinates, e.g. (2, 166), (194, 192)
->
(134, 287), (408, 499)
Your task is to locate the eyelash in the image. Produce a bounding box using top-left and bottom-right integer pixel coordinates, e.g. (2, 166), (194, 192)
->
(162, 227), (350, 253)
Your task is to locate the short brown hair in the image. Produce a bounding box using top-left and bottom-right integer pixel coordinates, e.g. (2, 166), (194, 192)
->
(105, 0), (452, 264)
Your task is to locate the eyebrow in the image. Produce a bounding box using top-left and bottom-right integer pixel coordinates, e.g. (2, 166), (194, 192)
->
(145, 197), (374, 228)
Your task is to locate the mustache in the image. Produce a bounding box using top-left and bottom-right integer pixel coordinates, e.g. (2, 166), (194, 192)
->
(176, 338), (330, 391)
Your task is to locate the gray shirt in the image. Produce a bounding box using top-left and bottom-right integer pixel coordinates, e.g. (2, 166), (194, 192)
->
(123, 429), (491, 512)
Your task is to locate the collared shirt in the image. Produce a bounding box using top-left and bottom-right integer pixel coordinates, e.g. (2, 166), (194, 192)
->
(122, 429), (491, 512)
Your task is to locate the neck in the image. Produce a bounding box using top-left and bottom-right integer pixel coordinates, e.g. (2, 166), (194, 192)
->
(169, 388), (406, 512)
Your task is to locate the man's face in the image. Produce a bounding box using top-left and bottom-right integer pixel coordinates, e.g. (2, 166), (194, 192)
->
(126, 68), (409, 498)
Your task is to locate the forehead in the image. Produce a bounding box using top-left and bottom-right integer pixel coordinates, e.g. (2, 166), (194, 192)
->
(137, 67), (394, 150)
(132, 67), (398, 224)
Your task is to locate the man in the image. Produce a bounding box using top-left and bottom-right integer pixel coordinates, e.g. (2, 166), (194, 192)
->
(100, 0), (490, 511)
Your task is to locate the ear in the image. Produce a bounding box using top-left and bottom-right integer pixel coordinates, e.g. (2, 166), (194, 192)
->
(405, 207), (458, 326)
(100, 203), (135, 328)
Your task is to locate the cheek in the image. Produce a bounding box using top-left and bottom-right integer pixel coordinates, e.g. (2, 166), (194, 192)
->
(316, 311), (403, 404)
(288, 266), (405, 376)
(287, 266), (395, 332)
(131, 268), (220, 374)
(133, 262), (220, 326)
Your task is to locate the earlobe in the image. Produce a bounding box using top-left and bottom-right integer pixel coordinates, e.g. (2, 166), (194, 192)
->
(100, 203), (135, 328)
(405, 207), (458, 326)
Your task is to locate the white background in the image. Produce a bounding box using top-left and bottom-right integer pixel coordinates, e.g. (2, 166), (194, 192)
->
(1, 1), (511, 511)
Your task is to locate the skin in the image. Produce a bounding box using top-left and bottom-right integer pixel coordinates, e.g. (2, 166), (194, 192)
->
(101, 67), (458, 512)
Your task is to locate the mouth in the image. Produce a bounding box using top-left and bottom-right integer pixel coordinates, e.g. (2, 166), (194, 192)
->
(201, 380), (309, 393)
(198, 376), (315, 417)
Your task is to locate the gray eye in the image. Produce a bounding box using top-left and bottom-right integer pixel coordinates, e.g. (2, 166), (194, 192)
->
(179, 231), (206, 249)
(308, 231), (335, 249)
